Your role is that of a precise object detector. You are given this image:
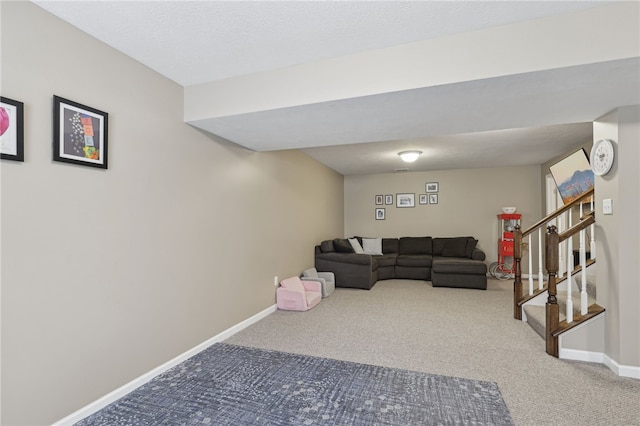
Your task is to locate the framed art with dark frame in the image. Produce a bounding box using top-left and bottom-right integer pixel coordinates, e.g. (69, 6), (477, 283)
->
(53, 95), (109, 169)
(429, 194), (439, 205)
(375, 208), (385, 220)
(419, 194), (428, 205)
(426, 182), (439, 193)
(385, 194), (393, 205)
(375, 195), (383, 205)
(0, 96), (25, 162)
(396, 193), (415, 208)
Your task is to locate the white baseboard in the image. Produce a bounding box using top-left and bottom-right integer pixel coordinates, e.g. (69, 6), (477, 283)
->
(560, 348), (640, 379)
(603, 354), (640, 379)
(53, 304), (277, 426)
(559, 348), (604, 363)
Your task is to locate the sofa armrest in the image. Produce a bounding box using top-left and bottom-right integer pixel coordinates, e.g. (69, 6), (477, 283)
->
(300, 277), (326, 288)
(301, 280), (322, 293)
(317, 271), (335, 282)
(471, 248), (486, 261)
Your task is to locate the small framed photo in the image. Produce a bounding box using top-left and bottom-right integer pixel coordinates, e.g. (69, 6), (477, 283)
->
(0, 96), (25, 162)
(385, 194), (393, 205)
(426, 182), (439, 193)
(419, 194), (428, 205)
(53, 95), (108, 169)
(375, 208), (385, 220)
(396, 193), (415, 208)
(375, 195), (383, 205)
(429, 194), (439, 205)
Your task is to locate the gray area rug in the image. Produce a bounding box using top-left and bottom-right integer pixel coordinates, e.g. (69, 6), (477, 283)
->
(76, 343), (513, 425)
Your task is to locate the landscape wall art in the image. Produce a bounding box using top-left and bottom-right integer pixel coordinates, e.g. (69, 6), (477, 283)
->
(549, 148), (594, 204)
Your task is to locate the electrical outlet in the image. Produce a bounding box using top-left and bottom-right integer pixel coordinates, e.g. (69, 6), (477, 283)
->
(603, 198), (613, 215)
(274, 276), (279, 287)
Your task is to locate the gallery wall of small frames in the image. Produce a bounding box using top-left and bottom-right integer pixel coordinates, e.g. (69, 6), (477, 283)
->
(374, 182), (439, 220)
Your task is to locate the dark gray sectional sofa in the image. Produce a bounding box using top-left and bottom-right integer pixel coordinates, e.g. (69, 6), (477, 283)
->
(314, 236), (487, 290)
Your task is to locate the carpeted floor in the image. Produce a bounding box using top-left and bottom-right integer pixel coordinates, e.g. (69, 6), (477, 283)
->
(226, 278), (640, 425)
(75, 343), (514, 425)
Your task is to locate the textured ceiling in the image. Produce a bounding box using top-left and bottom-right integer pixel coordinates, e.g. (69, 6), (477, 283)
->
(33, 0), (639, 175)
(33, 1), (608, 86)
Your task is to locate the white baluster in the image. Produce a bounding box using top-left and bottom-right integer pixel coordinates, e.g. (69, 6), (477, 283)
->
(566, 227), (574, 324)
(538, 227), (544, 290)
(580, 228), (588, 315)
(567, 211), (574, 273)
(558, 212), (565, 278)
(590, 197), (596, 259)
(528, 233), (533, 295)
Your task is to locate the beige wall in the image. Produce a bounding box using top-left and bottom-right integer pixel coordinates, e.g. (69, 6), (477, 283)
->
(593, 106), (640, 369)
(0, 3), (343, 425)
(344, 166), (541, 266)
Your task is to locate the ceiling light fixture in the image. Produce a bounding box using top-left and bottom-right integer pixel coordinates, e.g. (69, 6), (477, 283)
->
(398, 150), (422, 163)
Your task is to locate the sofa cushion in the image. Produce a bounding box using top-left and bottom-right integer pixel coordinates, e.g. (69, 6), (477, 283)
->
(396, 254), (433, 267)
(373, 253), (397, 267)
(382, 238), (399, 254)
(433, 237), (474, 256)
(333, 238), (355, 253)
(432, 258), (487, 275)
(465, 239), (478, 258)
(442, 238), (469, 257)
(320, 240), (335, 253)
(348, 238), (365, 254)
(398, 237), (432, 255)
(362, 238), (383, 255)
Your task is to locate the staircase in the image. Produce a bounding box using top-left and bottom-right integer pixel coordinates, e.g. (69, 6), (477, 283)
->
(512, 188), (606, 357)
(522, 265), (600, 339)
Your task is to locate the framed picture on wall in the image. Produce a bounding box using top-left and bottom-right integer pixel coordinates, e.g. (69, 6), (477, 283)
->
(549, 148), (594, 205)
(396, 193), (415, 208)
(429, 194), (438, 204)
(375, 195), (383, 205)
(419, 194), (428, 205)
(0, 96), (25, 162)
(53, 95), (109, 169)
(426, 182), (439, 193)
(375, 208), (385, 220)
(385, 194), (393, 205)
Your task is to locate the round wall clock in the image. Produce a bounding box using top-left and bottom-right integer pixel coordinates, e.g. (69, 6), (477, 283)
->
(590, 139), (615, 176)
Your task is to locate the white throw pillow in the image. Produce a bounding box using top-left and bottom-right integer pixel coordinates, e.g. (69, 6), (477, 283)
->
(362, 238), (383, 255)
(348, 238), (364, 254)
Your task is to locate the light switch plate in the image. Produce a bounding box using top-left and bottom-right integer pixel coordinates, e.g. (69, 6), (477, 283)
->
(603, 198), (613, 215)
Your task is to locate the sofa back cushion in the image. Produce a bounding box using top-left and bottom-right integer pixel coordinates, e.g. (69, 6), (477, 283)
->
(320, 240), (335, 253)
(333, 238), (355, 253)
(280, 276), (304, 292)
(382, 238), (399, 254)
(465, 239), (479, 258)
(398, 237), (432, 255)
(442, 238), (469, 257)
(433, 237), (476, 258)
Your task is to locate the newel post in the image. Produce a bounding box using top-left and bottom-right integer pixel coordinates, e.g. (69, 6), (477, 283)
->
(545, 225), (560, 357)
(513, 224), (523, 320)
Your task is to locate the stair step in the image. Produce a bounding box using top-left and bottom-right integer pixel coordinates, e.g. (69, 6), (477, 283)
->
(523, 301), (605, 340)
(523, 305), (545, 339)
(556, 291), (597, 316)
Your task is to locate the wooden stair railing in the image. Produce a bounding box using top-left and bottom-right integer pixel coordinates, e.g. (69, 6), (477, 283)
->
(513, 188), (594, 319)
(513, 188), (605, 358)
